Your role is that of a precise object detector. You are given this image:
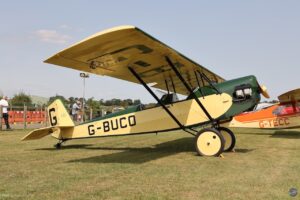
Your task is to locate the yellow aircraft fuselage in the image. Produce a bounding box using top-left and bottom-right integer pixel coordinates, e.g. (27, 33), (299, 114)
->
(23, 93), (232, 140)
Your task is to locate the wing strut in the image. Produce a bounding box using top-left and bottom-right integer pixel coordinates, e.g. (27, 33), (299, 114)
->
(165, 80), (170, 95)
(194, 71), (205, 98)
(165, 56), (217, 127)
(170, 77), (177, 94)
(196, 71), (221, 94)
(128, 66), (196, 136)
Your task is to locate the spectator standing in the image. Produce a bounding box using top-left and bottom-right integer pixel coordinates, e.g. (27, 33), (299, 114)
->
(71, 100), (81, 121)
(0, 96), (11, 130)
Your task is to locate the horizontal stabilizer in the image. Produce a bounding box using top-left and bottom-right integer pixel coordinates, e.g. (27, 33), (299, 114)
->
(22, 127), (60, 141)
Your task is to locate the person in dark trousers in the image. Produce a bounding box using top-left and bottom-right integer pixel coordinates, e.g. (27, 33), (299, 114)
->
(0, 96), (11, 130)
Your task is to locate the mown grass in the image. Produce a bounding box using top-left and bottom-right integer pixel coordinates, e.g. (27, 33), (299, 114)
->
(0, 128), (299, 200)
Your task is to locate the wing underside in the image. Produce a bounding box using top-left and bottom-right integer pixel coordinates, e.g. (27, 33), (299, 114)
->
(45, 25), (225, 95)
(278, 88), (300, 103)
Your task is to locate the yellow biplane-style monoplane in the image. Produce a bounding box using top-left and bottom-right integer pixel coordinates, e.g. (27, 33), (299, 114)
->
(22, 25), (270, 156)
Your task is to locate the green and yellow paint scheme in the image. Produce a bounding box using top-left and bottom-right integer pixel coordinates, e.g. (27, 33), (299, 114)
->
(22, 25), (269, 156)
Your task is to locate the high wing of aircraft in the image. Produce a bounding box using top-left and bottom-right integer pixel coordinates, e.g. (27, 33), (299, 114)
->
(229, 88), (300, 129)
(44, 25), (225, 95)
(22, 25), (269, 157)
(278, 88), (300, 103)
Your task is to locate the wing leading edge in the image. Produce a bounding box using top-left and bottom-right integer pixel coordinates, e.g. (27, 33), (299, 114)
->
(45, 25), (225, 95)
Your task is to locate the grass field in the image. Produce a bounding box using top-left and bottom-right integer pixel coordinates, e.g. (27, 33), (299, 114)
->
(0, 128), (299, 200)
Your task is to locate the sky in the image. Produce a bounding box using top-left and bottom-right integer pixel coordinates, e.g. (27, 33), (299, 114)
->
(0, 1), (299, 103)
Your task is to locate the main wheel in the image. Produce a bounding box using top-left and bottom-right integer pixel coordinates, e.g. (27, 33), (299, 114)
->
(218, 127), (236, 152)
(195, 128), (225, 157)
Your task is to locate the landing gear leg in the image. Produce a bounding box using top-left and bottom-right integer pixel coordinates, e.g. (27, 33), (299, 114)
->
(218, 127), (236, 152)
(195, 128), (225, 157)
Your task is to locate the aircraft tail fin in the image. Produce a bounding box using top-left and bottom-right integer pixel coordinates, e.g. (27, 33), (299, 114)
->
(46, 99), (75, 127)
(22, 99), (74, 141)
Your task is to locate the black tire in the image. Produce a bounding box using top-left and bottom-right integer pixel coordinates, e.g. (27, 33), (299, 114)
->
(54, 143), (62, 149)
(218, 127), (236, 152)
(195, 128), (225, 157)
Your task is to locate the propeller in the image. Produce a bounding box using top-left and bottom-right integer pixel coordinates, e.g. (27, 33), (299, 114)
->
(259, 85), (270, 98)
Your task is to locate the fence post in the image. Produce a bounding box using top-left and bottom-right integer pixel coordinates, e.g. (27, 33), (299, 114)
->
(9, 103), (13, 126)
(44, 107), (48, 127)
(23, 105), (27, 129)
(0, 106), (2, 130)
(90, 108), (93, 120)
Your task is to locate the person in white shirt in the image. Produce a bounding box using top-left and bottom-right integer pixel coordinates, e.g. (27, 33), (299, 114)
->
(71, 100), (81, 121)
(0, 96), (11, 130)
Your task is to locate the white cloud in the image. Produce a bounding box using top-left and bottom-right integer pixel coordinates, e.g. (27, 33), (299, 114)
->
(34, 29), (71, 44)
(59, 24), (71, 29)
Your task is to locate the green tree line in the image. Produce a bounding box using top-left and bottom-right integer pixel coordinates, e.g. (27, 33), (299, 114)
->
(7, 93), (142, 110)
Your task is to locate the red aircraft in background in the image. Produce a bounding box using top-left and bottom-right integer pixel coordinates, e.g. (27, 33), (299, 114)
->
(229, 88), (300, 129)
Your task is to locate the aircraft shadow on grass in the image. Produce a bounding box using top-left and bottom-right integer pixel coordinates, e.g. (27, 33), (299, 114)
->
(270, 131), (300, 139)
(35, 144), (94, 151)
(67, 137), (195, 164)
(233, 149), (255, 153)
(232, 129), (300, 139)
(61, 138), (253, 164)
(33, 137), (255, 164)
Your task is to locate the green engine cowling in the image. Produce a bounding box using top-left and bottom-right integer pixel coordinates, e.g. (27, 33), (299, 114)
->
(191, 75), (262, 121)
